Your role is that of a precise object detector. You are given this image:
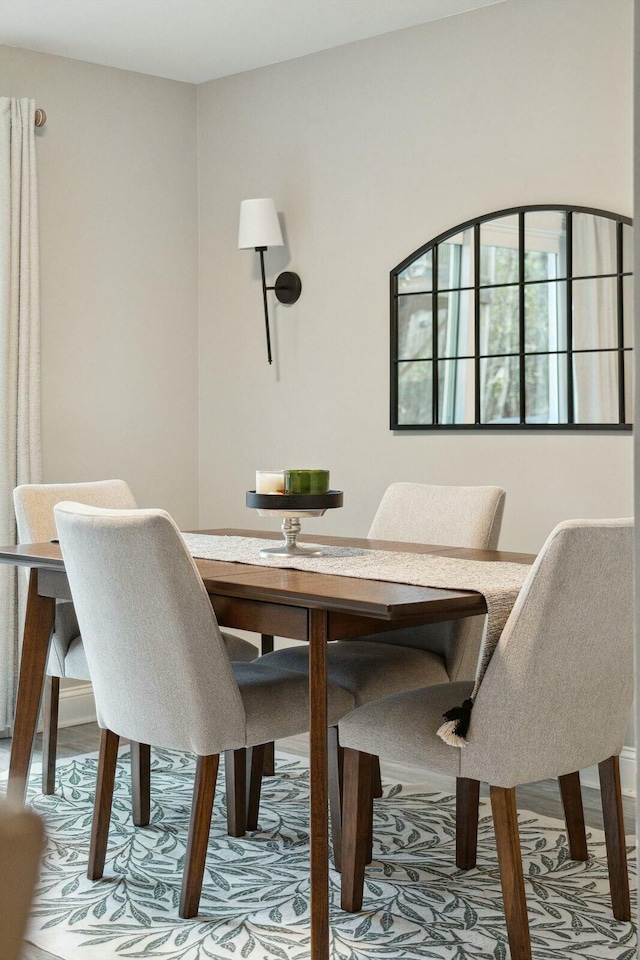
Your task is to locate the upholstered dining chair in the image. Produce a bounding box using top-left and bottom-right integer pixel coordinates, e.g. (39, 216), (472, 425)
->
(338, 519), (633, 960)
(259, 482), (506, 863)
(53, 502), (355, 918)
(13, 481), (258, 812)
(0, 801), (44, 960)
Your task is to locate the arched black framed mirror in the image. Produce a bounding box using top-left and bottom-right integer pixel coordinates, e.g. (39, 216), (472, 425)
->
(390, 205), (633, 430)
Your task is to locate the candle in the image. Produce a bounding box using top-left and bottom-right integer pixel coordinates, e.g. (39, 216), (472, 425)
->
(285, 469), (330, 495)
(256, 470), (285, 494)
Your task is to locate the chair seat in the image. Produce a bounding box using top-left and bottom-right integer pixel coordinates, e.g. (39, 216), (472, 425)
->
(61, 636), (91, 681)
(233, 661), (355, 747)
(260, 641), (450, 707)
(52, 630), (258, 682)
(219, 632), (258, 662)
(338, 681), (474, 777)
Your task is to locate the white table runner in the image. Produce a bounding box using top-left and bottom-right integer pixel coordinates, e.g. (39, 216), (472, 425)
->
(182, 533), (532, 745)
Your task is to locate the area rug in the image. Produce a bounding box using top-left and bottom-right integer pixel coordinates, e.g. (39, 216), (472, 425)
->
(17, 748), (637, 960)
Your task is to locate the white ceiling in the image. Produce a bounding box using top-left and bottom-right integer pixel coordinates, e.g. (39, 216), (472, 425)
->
(0, 0), (505, 84)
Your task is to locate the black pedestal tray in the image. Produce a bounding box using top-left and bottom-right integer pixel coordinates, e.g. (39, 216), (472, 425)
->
(246, 490), (344, 557)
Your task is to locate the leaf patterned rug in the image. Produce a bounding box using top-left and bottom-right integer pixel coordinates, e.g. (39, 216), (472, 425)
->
(18, 748), (637, 959)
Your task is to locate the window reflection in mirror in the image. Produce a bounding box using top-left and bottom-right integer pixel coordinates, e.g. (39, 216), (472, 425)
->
(397, 294), (432, 360)
(573, 214), (617, 277)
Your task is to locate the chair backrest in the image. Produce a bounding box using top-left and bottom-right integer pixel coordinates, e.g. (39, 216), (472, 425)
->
(54, 502), (246, 756)
(14, 479), (137, 543)
(367, 482), (506, 549)
(14, 481), (140, 658)
(365, 483), (506, 679)
(461, 519), (633, 787)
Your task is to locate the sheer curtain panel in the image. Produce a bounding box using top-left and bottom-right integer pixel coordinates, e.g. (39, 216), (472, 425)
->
(571, 214), (619, 423)
(0, 98), (42, 732)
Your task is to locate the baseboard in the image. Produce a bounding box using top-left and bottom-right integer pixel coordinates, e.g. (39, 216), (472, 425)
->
(580, 746), (636, 798)
(57, 682), (96, 729)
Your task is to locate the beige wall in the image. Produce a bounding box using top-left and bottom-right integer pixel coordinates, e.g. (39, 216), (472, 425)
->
(197, 0), (633, 554)
(0, 46), (200, 527)
(0, 4), (632, 563)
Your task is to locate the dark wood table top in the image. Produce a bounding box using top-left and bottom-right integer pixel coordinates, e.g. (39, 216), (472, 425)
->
(0, 528), (535, 622)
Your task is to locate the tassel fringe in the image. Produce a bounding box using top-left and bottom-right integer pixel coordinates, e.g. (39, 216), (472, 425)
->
(436, 697), (475, 747)
(436, 720), (469, 747)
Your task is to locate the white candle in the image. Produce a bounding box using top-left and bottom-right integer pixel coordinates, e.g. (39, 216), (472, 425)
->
(256, 470), (285, 494)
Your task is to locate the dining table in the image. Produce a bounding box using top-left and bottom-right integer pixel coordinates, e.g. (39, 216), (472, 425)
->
(0, 527), (535, 960)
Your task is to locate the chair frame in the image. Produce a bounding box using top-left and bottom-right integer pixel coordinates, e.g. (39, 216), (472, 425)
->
(89, 730), (269, 918)
(13, 480), (152, 811)
(340, 748), (631, 960)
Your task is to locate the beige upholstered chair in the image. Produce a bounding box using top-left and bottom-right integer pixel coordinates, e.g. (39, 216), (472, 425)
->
(338, 519), (633, 960)
(13, 481), (258, 809)
(53, 502), (354, 918)
(260, 482), (506, 861)
(0, 802), (44, 960)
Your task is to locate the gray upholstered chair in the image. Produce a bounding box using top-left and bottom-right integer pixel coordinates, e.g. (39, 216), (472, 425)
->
(53, 501), (354, 918)
(338, 519), (633, 960)
(0, 802), (44, 960)
(259, 482), (506, 861)
(13, 481), (258, 808)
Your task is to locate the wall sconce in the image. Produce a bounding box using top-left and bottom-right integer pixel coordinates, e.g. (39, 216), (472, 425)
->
(238, 198), (302, 364)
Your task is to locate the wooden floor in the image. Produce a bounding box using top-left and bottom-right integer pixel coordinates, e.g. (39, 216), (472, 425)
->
(1, 722), (635, 960)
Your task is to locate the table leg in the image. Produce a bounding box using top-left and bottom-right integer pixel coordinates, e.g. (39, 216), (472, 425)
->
(309, 608), (329, 960)
(7, 569), (55, 805)
(261, 634), (275, 776)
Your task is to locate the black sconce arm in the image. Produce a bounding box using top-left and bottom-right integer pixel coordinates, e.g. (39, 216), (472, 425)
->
(255, 246), (302, 365)
(257, 248), (272, 364)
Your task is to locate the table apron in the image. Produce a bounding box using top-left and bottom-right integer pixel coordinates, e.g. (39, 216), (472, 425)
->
(329, 606), (485, 639)
(212, 595), (309, 640)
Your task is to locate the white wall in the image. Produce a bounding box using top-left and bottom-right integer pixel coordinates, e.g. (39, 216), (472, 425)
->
(197, 0), (633, 554)
(0, 46), (200, 527)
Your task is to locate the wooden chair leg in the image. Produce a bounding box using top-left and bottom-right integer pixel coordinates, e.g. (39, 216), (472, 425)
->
(261, 635), (276, 776)
(558, 771), (588, 861)
(341, 748), (373, 912)
(598, 756), (631, 921)
(365, 763), (374, 866)
(328, 726), (344, 871)
(224, 749), (247, 837)
(130, 742), (151, 827)
(371, 756), (383, 798)
(456, 777), (480, 869)
(41, 676), (59, 795)
(262, 742), (275, 777)
(246, 744), (265, 830)
(490, 786), (531, 960)
(180, 754), (219, 919)
(88, 729), (120, 881)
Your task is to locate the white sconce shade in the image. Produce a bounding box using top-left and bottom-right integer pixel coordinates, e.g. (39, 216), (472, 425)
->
(238, 198), (284, 249)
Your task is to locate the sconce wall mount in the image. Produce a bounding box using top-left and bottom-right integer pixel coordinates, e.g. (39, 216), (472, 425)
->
(239, 199), (302, 364)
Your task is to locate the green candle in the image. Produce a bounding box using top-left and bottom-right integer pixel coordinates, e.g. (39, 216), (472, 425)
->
(285, 469), (330, 496)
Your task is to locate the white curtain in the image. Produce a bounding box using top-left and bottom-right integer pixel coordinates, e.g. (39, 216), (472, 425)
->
(0, 98), (42, 732)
